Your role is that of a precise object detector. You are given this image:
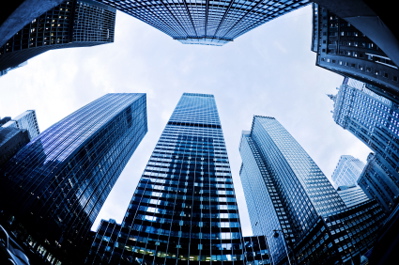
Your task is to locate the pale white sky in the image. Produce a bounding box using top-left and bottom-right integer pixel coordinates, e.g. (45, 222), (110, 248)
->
(0, 5), (371, 236)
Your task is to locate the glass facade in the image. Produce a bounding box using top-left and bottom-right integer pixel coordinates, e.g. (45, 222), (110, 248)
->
(88, 93), (244, 265)
(330, 155), (365, 188)
(0, 0), (116, 73)
(1, 110), (40, 139)
(331, 77), (399, 213)
(0, 93), (147, 264)
(94, 0), (309, 46)
(239, 116), (347, 264)
(311, 3), (399, 103)
(336, 185), (369, 208)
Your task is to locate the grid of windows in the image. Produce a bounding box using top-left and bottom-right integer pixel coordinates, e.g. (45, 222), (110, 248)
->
(94, 0), (309, 45)
(0, 93), (147, 264)
(332, 77), (399, 213)
(312, 4), (399, 103)
(240, 116), (347, 264)
(88, 93), (244, 265)
(331, 155), (365, 188)
(0, 0), (116, 72)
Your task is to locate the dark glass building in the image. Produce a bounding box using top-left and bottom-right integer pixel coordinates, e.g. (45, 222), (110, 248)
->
(0, 0), (65, 47)
(240, 115), (383, 264)
(87, 93), (245, 265)
(311, 3), (399, 103)
(0, 0), (116, 74)
(330, 77), (399, 213)
(93, 0), (309, 46)
(0, 93), (147, 264)
(0, 127), (30, 169)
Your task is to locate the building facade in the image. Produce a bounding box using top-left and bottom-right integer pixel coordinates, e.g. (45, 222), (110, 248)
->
(358, 152), (399, 212)
(0, 0), (116, 74)
(240, 115), (383, 264)
(331, 155), (365, 188)
(239, 115), (347, 264)
(312, 4), (399, 103)
(0, 127), (30, 169)
(87, 93), (246, 265)
(336, 185), (370, 208)
(1, 110), (40, 139)
(93, 0), (309, 46)
(330, 77), (399, 213)
(0, 93), (147, 264)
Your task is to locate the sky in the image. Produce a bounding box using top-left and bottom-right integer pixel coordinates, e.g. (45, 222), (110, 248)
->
(0, 5), (371, 236)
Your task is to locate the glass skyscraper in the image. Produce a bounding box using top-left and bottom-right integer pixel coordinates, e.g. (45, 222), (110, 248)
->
(88, 93), (245, 265)
(0, 0), (116, 74)
(93, 0), (309, 46)
(0, 93), (147, 264)
(330, 77), (399, 213)
(240, 115), (347, 264)
(311, 3), (399, 103)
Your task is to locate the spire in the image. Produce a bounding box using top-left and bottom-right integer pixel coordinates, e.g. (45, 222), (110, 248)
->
(327, 94), (336, 102)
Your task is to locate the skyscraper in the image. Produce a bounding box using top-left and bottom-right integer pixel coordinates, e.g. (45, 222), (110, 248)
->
(240, 115), (383, 264)
(1, 110), (40, 139)
(311, 4), (399, 103)
(331, 155), (365, 188)
(87, 93), (245, 265)
(0, 0), (116, 74)
(240, 115), (347, 264)
(93, 0), (309, 46)
(0, 93), (147, 264)
(330, 77), (399, 213)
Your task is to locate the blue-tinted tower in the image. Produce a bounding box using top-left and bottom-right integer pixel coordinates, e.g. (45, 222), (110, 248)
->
(330, 77), (399, 213)
(240, 115), (347, 264)
(88, 93), (245, 265)
(93, 0), (309, 46)
(0, 93), (147, 264)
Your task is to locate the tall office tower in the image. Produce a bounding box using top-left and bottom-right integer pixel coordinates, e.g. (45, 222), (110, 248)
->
(0, 93), (147, 264)
(240, 115), (384, 264)
(1, 110), (40, 139)
(93, 0), (309, 46)
(331, 155), (365, 188)
(0, 0), (116, 74)
(240, 115), (347, 264)
(311, 4), (399, 103)
(330, 77), (399, 213)
(87, 93), (245, 265)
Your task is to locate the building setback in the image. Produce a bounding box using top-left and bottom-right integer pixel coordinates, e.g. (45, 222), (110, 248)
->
(0, 0), (116, 74)
(330, 77), (399, 213)
(93, 0), (309, 46)
(0, 93), (147, 264)
(240, 115), (384, 265)
(87, 93), (249, 265)
(312, 3), (399, 103)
